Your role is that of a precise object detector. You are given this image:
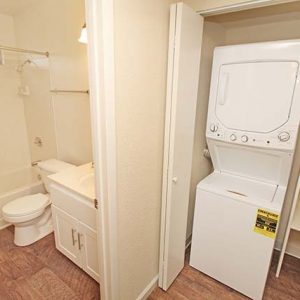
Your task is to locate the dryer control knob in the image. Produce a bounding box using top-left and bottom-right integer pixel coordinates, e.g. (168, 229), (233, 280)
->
(241, 135), (248, 143)
(278, 131), (290, 142)
(230, 134), (237, 141)
(210, 124), (218, 132)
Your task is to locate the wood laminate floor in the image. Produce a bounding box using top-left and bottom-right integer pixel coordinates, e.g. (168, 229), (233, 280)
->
(0, 226), (100, 300)
(149, 250), (300, 300)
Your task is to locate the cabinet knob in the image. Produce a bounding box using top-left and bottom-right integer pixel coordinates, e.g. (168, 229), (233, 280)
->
(172, 177), (178, 183)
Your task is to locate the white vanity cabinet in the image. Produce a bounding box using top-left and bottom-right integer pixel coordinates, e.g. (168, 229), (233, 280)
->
(50, 183), (99, 282)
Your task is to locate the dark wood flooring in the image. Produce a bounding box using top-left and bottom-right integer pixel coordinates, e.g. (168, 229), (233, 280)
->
(149, 249), (300, 300)
(0, 226), (100, 300)
(2, 226), (299, 300)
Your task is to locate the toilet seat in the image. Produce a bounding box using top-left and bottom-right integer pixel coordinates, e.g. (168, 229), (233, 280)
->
(2, 193), (50, 223)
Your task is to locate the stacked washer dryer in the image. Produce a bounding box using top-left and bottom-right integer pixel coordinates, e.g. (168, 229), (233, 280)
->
(190, 40), (300, 300)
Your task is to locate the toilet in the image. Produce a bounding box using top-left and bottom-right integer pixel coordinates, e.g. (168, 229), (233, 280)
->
(2, 159), (75, 246)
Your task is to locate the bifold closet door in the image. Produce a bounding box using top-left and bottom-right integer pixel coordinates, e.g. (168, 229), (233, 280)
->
(159, 2), (203, 290)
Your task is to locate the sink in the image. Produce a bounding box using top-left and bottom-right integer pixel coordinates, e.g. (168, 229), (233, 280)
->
(49, 163), (96, 200)
(79, 172), (95, 197)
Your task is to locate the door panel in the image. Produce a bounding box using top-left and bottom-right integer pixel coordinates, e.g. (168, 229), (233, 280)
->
(52, 205), (82, 266)
(159, 2), (203, 290)
(80, 222), (100, 282)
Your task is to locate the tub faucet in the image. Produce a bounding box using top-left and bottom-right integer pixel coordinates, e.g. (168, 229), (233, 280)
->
(31, 160), (42, 167)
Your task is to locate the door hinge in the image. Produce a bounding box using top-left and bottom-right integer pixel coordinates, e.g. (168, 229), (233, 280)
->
(94, 198), (98, 209)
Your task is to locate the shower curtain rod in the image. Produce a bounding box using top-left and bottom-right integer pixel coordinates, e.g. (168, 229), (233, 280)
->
(50, 89), (89, 94)
(0, 45), (49, 57)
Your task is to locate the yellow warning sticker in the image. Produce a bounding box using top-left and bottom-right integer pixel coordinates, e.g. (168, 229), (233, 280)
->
(254, 209), (279, 239)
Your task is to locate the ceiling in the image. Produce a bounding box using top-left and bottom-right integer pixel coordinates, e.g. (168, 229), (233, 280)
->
(0, 0), (40, 16)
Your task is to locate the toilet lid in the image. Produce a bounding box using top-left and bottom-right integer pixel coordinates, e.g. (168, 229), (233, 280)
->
(2, 193), (50, 217)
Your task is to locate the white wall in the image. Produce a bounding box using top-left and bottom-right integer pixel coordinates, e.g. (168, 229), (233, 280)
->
(0, 13), (15, 45)
(0, 13), (31, 175)
(114, 0), (175, 298)
(13, 0), (92, 165)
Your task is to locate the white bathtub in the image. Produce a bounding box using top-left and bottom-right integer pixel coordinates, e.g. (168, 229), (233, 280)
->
(0, 167), (45, 229)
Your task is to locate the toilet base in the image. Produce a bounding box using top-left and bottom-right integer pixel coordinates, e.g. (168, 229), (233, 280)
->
(14, 206), (53, 246)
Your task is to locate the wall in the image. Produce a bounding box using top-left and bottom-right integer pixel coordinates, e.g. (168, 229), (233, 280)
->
(0, 13), (31, 175)
(114, 0), (175, 298)
(13, 0), (92, 165)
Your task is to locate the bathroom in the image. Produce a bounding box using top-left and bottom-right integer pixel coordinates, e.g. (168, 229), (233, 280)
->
(0, 0), (100, 298)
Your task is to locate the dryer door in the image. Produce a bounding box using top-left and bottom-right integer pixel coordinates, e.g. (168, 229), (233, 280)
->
(215, 61), (298, 133)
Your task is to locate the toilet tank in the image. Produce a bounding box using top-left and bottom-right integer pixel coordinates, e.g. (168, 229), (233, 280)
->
(37, 159), (75, 192)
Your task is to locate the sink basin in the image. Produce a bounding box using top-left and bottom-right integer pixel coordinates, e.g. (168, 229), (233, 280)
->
(79, 172), (95, 197)
(49, 163), (96, 200)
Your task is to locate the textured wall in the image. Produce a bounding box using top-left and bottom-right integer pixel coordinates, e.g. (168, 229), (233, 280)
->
(114, 0), (175, 298)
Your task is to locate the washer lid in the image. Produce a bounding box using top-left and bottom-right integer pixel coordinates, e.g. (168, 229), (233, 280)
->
(198, 172), (278, 209)
(2, 193), (50, 217)
(215, 61), (298, 133)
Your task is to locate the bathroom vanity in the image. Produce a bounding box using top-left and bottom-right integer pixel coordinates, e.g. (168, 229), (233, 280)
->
(48, 163), (99, 282)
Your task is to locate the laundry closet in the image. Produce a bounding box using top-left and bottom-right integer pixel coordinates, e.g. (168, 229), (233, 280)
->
(191, 0), (300, 255)
(160, 1), (300, 298)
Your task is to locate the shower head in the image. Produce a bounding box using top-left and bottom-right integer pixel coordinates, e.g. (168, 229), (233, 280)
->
(16, 59), (36, 73)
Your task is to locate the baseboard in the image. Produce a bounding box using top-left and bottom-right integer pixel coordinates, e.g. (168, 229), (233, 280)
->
(136, 275), (158, 300)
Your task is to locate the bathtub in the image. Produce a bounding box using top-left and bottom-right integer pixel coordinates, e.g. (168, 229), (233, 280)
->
(0, 167), (45, 229)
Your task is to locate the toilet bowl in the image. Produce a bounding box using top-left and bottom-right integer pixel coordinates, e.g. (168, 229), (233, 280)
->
(2, 159), (75, 246)
(2, 193), (52, 246)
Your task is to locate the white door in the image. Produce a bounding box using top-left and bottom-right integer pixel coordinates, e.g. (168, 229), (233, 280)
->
(159, 2), (203, 290)
(79, 222), (100, 282)
(52, 205), (82, 266)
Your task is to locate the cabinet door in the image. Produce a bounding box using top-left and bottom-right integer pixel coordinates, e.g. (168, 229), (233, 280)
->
(79, 222), (100, 282)
(159, 2), (203, 290)
(52, 205), (82, 266)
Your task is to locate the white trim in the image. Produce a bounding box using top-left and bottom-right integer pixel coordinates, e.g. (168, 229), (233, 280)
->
(276, 173), (300, 276)
(286, 243), (300, 259)
(136, 275), (159, 300)
(85, 1), (119, 300)
(159, 3), (177, 288)
(197, 0), (298, 16)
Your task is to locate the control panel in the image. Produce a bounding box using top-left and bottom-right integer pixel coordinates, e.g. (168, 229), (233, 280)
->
(207, 122), (297, 150)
